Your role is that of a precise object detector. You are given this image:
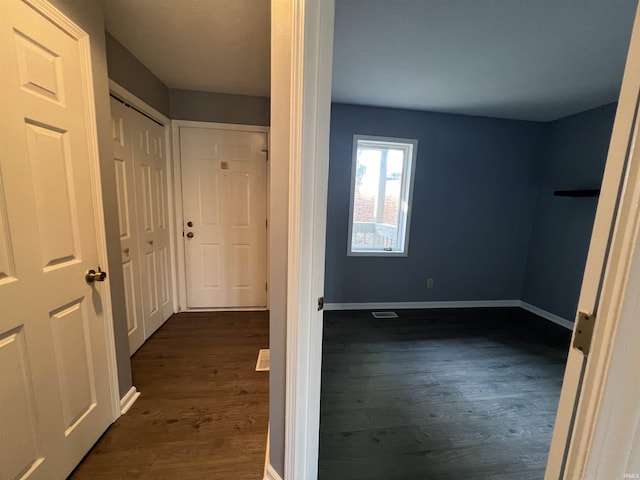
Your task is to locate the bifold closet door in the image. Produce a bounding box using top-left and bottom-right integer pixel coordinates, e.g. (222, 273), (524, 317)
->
(110, 98), (145, 354)
(111, 98), (172, 355)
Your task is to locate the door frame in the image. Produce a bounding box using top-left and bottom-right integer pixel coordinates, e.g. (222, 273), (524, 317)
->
(109, 80), (178, 317)
(171, 120), (270, 312)
(280, 1), (640, 480)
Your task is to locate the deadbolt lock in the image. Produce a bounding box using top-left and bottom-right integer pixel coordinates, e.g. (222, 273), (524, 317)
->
(86, 267), (107, 283)
(187, 221), (193, 227)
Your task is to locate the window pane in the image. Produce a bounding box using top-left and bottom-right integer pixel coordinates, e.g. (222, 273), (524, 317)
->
(383, 149), (404, 229)
(352, 149), (380, 248)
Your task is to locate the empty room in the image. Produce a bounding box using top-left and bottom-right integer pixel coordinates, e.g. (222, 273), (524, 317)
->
(5, 1), (640, 480)
(319, 1), (638, 479)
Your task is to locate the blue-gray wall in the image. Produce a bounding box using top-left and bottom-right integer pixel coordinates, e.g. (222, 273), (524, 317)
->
(169, 89), (270, 126)
(325, 104), (546, 303)
(522, 104), (617, 320)
(105, 32), (171, 117)
(325, 103), (617, 322)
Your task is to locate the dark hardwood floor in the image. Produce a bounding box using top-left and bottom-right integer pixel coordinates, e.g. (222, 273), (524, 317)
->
(69, 311), (269, 480)
(319, 308), (572, 480)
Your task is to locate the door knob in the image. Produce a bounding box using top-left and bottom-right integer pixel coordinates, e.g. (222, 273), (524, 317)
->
(187, 221), (193, 227)
(186, 232), (194, 238)
(86, 267), (107, 283)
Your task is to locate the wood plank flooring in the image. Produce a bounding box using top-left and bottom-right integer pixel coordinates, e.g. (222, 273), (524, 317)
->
(69, 311), (269, 480)
(318, 308), (572, 480)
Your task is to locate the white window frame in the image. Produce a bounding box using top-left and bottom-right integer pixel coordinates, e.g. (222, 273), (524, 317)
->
(347, 134), (418, 257)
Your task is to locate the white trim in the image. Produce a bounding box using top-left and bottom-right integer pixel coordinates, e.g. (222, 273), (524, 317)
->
(324, 300), (521, 311)
(109, 80), (170, 125)
(284, 1), (335, 479)
(171, 119), (270, 134)
(171, 120), (270, 311)
(119, 386), (141, 415)
(182, 307), (268, 312)
(171, 122), (187, 310)
(520, 302), (573, 330)
(264, 464), (284, 480)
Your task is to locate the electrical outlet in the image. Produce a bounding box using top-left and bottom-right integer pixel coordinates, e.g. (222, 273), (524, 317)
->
(426, 278), (434, 288)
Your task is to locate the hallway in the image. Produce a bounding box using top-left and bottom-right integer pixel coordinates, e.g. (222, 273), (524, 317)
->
(70, 311), (269, 480)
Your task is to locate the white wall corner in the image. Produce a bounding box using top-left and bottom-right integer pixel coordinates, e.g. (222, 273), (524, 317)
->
(119, 386), (141, 415)
(520, 301), (574, 330)
(264, 464), (284, 480)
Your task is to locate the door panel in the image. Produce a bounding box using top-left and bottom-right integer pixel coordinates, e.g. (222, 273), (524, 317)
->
(1, 1), (115, 477)
(49, 300), (95, 432)
(0, 327), (43, 480)
(181, 127), (267, 308)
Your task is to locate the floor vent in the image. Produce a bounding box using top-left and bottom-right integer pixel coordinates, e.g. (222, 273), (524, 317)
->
(371, 311), (399, 319)
(256, 349), (270, 372)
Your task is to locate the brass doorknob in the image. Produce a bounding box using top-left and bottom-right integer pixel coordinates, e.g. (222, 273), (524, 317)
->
(86, 267), (107, 283)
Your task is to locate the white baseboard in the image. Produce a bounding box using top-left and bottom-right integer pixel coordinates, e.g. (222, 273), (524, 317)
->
(119, 386), (141, 415)
(324, 300), (521, 311)
(323, 299), (574, 331)
(264, 464), (284, 480)
(520, 301), (574, 330)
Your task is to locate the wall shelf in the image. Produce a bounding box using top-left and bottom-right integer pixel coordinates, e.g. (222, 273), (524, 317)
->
(553, 189), (600, 198)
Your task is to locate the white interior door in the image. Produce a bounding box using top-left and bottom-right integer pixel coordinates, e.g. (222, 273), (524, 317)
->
(110, 98), (145, 354)
(180, 127), (267, 308)
(0, 1), (115, 478)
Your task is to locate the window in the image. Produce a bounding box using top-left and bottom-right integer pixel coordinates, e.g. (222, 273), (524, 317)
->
(348, 135), (417, 256)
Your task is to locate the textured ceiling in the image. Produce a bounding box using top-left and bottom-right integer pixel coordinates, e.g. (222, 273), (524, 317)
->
(333, 0), (638, 121)
(103, 0), (637, 121)
(102, 0), (270, 97)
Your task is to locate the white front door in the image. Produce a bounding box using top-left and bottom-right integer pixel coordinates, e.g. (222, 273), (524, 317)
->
(0, 1), (115, 478)
(180, 127), (267, 308)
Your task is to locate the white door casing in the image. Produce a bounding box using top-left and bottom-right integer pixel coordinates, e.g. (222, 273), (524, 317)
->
(180, 127), (267, 309)
(0, 1), (116, 478)
(110, 98), (145, 354)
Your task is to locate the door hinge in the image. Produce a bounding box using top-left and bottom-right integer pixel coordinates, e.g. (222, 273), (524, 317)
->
(262, 148), (269, 161)
(265, 282), (268, 292)
(266, 219), (268, 229)
(317, 296), (324, 311)
(573, 311), (595, 356)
